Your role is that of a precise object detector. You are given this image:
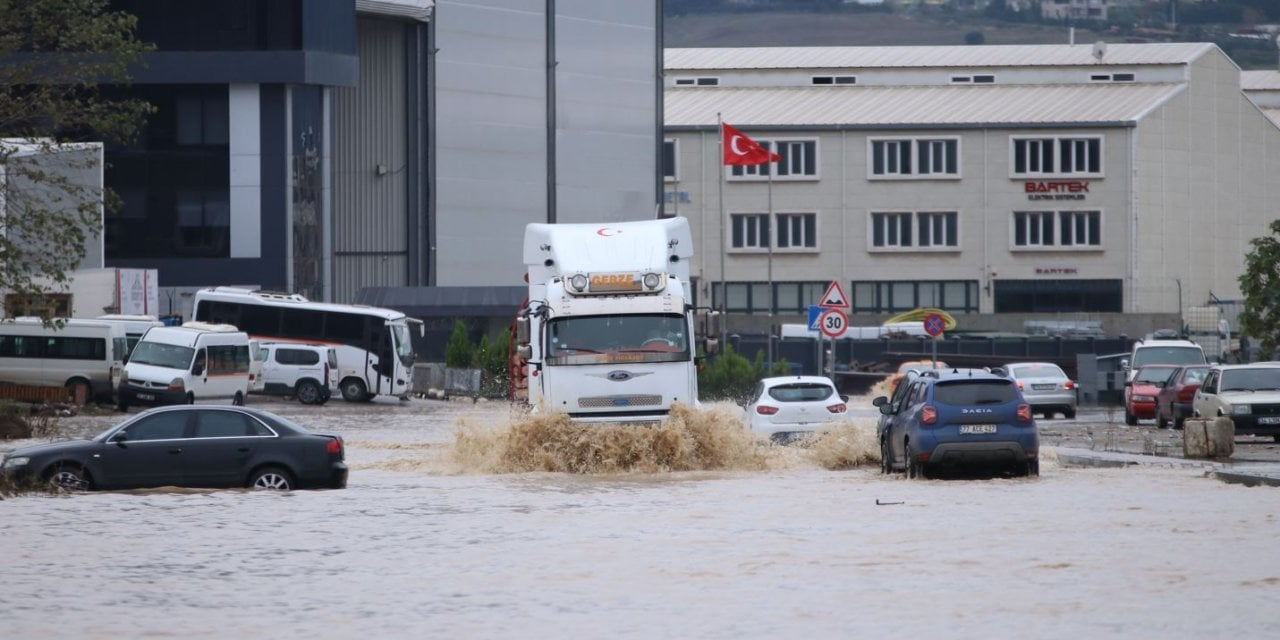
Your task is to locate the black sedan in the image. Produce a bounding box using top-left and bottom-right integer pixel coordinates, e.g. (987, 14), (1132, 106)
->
(1, 405), (347, 491)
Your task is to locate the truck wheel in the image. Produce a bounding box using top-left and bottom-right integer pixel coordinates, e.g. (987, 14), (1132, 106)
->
(340, 378), (367, 403)
(296, 380), (323, 405)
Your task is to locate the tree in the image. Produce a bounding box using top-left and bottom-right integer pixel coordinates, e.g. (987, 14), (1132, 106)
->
(1237, 219), (1280, 358)
(0, 0), (152, 320)
(444, 320), (475, 368)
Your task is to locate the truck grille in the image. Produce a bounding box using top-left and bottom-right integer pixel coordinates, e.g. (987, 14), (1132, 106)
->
(578, 394), (663, 408)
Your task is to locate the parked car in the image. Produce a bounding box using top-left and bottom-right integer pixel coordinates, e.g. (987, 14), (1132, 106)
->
(875, 368), (1038, 478)
(1002, 362), (1077, 419)
(1, 405), (347, 491)
(1192, 364), (1280, 442)
(1124, 364), (1180, 425)
(745, 376), (848, 443)
(1155, 365), (1210, 430)
(255, 343), (338, 405)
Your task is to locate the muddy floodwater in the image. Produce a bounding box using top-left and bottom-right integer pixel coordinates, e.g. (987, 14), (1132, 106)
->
(2, 397), (1279, 639)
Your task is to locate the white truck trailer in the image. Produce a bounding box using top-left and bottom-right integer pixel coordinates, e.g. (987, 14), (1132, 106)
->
(513, 218), (698, 424)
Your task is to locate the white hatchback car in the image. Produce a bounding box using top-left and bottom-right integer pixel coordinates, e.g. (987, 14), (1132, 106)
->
(745, 376), (849, 443)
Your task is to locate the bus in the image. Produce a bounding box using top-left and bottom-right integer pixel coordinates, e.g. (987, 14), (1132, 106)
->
(0, 318), (128, 404)
(191, 287), (419, 402)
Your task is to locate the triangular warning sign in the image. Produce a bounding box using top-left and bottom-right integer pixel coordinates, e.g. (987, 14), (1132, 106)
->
(819, 280), (849, 309)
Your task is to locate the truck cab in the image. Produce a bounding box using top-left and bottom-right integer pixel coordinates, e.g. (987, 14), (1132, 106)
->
(515, 219), (698, 424)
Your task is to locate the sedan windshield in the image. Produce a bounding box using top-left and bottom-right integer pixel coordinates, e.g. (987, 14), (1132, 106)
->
(127, 342), (195, 369)
(1010, 363), (1066, 379)
(1220, 367), (1280, 392)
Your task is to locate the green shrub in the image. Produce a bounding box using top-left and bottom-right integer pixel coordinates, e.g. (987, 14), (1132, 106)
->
(697, 343), (793, 402)
(444, 320), (475, 368)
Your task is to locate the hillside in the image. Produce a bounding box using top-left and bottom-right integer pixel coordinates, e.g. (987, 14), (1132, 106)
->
(664, 9), (1278, 69)
(665, 11), (1082, 48)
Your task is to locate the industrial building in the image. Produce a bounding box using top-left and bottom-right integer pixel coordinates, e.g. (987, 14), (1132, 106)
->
(662, 42), (1280, 337)
(95, 0), (661, 314)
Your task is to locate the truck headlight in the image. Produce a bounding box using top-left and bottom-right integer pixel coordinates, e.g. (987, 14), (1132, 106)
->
(1231, 404), (1251, 416)
(643, 273), (661, 289)
(3, 456), (30, 469)
(569, 274), (588, 292)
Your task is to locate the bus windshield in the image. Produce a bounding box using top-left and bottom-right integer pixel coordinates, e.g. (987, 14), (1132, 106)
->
(391, 323), (414, 367)
(128, 342), (195, 370)
(546, 314), (689, 366)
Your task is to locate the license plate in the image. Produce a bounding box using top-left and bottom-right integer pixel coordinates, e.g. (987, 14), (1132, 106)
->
(1032, 384), (1055, 390)
(959, 424), (997, 434)
(137, 393), (154, 401)
(1258, 417), (1280, 425)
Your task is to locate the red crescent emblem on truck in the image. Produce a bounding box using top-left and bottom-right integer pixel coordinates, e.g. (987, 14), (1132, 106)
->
(596, 227), (623, 237)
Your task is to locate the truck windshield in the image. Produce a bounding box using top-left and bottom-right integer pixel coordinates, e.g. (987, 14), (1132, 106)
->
(128, 342), (195, 370)
(546, 314), (689, 365)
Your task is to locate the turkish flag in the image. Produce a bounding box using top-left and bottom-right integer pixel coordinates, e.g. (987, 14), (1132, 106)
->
(722, 122), (780, 166)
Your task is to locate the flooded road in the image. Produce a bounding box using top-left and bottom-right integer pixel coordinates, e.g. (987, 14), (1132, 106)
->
(2, 398), (1279, 639)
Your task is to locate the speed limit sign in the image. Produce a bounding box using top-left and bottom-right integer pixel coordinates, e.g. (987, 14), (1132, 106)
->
(818, 308), (848, 338)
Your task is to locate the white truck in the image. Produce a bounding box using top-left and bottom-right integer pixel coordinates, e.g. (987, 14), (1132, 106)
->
(513, 218), (699, 424)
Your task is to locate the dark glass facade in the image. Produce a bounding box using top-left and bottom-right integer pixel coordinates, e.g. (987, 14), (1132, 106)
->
(994, 279), (1123, 313)
(105, 85), (231, 259)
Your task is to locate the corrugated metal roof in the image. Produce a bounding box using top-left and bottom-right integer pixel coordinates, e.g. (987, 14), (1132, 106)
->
(664, 83), (1185, 128)
(1242, 70), (1280, 91)
(356, 0), (432, 21)
(665, 43), (1215, 71)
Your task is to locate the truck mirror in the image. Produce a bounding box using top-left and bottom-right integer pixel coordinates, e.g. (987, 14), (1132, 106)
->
(704, 337), (719, 355)
(516, 345), (532, 360)
(515, 316), (530, 344)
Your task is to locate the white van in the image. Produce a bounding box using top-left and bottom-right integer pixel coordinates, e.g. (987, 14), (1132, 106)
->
(1122, 334), (1207, 381)
(0, 318), (128, 404)
(255, 342), (338, 405)
(117, 322), (251, 410)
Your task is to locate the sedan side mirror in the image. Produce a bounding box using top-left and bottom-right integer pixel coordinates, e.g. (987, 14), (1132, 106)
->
(879, 404), (893, 415)
(110, 432), (128, 444)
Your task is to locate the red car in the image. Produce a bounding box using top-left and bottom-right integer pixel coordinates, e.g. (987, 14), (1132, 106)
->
(1124, 364), (1179, 425)
(1155, 365), (1210, 430)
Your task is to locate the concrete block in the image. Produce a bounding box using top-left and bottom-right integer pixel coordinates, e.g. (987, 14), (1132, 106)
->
(1184, 417), (1234, 459)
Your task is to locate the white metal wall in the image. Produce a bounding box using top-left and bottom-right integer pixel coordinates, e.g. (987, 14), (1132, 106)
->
(432, 0), (659, 286)
(332, 18), (410, 303)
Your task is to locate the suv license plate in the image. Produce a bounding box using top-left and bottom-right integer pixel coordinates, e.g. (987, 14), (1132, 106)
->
(959, 424), (997, 434)
(1258, 417), (1280, 425)
(137, 393), (154, 401)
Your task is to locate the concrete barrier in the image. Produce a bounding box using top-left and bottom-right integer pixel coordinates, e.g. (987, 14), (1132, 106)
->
(1184, 417), (1234, 459)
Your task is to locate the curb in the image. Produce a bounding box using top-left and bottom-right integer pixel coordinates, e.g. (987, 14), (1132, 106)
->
(1049, 447), (1280, 487)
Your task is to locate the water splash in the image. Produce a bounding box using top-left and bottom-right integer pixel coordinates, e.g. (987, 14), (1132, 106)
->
(360, 401), (883, 476)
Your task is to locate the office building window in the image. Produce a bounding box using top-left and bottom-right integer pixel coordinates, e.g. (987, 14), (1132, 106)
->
(776, 213), (817, 250)
(662, 139), (677, 181)
(1012, 135), (1102, 176)
(851, 281), (979, 314)
(995, 279), (1121, 313)
(870, 137), (958, 178)
(730, 214), (770, 250)
(872, 211), (959, 251)
(729, 139), (818, 180)
(1014, 210), (1102, 249)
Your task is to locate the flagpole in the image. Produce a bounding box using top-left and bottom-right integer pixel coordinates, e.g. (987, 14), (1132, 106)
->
(717, 113), (727, 341)
(767, 153), (774, 370)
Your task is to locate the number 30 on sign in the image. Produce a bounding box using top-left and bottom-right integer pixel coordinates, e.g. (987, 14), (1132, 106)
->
(819, 309), (848, 338)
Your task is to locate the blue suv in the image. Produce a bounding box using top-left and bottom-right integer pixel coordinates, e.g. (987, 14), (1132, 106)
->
(874, 368), (1039, 478)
